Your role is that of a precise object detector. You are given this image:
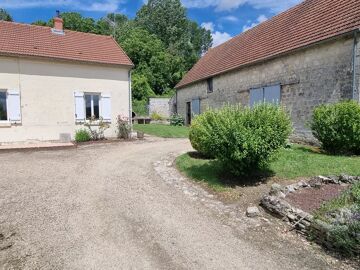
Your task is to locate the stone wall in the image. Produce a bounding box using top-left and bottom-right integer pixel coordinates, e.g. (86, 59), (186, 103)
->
(177, 35), (355, 142)
(148, 97), (171, 118)
(261, 175), (360, 255)
(355, 33), (360, 102)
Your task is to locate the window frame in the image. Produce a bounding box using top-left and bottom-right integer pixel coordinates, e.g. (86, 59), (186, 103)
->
(207, 78), (214, 93)
(0, 90), (8, 122)
(84, 93), (101, 120)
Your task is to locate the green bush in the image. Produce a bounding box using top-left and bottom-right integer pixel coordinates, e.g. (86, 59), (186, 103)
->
(189, 104), (292, 175)
(150, 112), (164, 121)
(328, 222), (360, 256)
(310, 101), (360, 155)
(170, 113), (185, 126)
(132, 99), (148, 116)
(75, 129), (91, 142)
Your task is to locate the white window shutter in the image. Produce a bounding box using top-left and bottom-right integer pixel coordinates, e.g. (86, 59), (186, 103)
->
(101, 93), (111, 122)
(74, 92), (85, 122)
(7, 90), (21, 122)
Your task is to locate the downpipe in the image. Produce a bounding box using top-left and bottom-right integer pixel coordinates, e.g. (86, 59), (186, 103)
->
(128, 70), (133, 132)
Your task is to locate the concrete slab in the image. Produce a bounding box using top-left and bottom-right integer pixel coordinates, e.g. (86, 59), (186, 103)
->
(0, 142), (76, 152)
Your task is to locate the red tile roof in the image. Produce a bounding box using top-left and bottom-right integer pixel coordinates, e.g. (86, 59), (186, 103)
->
(176, 0), (360, 89)
(0, 21), (133, 67)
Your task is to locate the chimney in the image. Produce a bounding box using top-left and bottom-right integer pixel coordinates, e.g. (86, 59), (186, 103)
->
(53, 10), (63, 31)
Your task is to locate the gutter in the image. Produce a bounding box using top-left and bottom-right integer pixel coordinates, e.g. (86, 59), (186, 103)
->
(352, 29), (359, 100)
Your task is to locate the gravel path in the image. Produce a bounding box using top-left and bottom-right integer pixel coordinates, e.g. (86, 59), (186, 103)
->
(0, 138), (347, 269)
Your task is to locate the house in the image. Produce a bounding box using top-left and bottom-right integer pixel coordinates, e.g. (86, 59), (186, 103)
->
(0, 16), (133, 143)
(175, 0), (360, 142)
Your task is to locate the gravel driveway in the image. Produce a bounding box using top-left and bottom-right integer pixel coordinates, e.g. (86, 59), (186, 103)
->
(0, 138), (348, 269)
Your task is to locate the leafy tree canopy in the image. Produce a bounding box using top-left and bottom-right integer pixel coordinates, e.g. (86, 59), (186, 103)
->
(0, 8), (12, 21)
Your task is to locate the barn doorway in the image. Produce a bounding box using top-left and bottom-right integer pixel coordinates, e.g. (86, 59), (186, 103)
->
(186, 102), (191, 125)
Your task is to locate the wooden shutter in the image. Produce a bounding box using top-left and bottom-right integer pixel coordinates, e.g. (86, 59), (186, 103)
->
(264, 85), (281, 104)
(191, 98), (200, 116)
(101, 93), (111, 122)
(250, 87), (263, 107)
(7, 90), (21, 122)
(74, 92), (85, 122)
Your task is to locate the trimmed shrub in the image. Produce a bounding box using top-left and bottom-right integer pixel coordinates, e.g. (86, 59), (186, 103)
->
(170, 113), (185, 126)
(75, 129), (91, 142)
(310, 101), (360, 154)
(189, 104), (292, 175)
(150, 112), (164, 121)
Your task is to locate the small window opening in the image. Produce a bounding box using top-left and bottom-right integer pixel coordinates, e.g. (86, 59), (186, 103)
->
(207, 78), (213, 93)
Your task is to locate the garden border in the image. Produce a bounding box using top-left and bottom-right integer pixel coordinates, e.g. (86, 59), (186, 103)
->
(261, 174), (359, 253)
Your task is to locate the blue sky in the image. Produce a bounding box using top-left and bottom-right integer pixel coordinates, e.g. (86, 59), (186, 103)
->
(0, 0), (302, 46)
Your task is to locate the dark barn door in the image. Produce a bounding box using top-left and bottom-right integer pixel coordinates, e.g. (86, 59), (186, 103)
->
(186, 102), (191, 125)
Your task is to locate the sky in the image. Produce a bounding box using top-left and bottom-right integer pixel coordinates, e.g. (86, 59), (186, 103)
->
(0, 0), (303, 47)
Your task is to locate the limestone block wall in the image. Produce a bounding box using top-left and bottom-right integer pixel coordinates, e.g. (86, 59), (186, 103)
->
(355, 33), (360, 102)
(148, 97), (171, 118)
(177, 35), (355, 142)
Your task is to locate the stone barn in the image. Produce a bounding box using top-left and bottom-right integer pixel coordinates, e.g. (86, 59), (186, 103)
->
(175, 0), (360, 142)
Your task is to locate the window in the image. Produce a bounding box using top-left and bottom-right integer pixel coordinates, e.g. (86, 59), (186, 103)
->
(85, 93), (100, 119)
(250, 84), (281, 107)
(75, 92), (111, 123)
(0, 92), (7, 121)
(207, 78), (213, 93)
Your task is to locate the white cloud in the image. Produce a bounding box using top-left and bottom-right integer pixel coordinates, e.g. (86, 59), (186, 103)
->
(212, 31), (231, 47)
(222, 15), (238, 22)
(201, 22), (215, 32)
(242, 14), (267, 32)
(202, 21), (231, 47)
(0, 0), (122, 12)
(182, 0), (302, 13)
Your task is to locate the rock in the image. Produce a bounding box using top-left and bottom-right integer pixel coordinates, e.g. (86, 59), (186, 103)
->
(297, 180), (309, 188)
(286, 185), (296, 193)
(287, 213), (297, 221)
(314, 182), (322, 189)
(269, 183), (283, 196)
(328, 175), (339, 184)
(246, 206), (261, 218)
(339, 174), (356, 183)
(317, 175), (332, 183)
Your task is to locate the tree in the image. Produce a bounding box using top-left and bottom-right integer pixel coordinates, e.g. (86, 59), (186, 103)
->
(0, 8), (12, 21)
(132, 73), (155, 100)
(135, 0), (212, 71)
(119, 27), (165, 67)
(136, 0), (188, 48)
(32, 20), (48, 26)
(59, 12), (97, 33)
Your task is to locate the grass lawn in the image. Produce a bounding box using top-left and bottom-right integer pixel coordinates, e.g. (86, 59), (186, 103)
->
(176, 144), (360, 192)
(133, 124), (189, 138)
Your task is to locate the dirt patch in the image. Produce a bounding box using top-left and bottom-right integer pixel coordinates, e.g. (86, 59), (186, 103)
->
(285, 184), (348, 213)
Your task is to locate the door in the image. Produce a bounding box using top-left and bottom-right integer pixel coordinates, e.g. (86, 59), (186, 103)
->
(186, 102), (191, 125)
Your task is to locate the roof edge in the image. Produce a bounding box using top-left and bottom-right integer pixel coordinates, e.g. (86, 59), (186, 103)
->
(0, 52), (134, 69)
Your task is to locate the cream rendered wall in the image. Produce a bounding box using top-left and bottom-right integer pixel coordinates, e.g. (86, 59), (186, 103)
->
(0, 56), (130, 143)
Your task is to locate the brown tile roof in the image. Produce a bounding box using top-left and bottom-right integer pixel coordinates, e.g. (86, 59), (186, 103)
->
(0, 21), (133, 67)
(176, 0), (360, 89)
